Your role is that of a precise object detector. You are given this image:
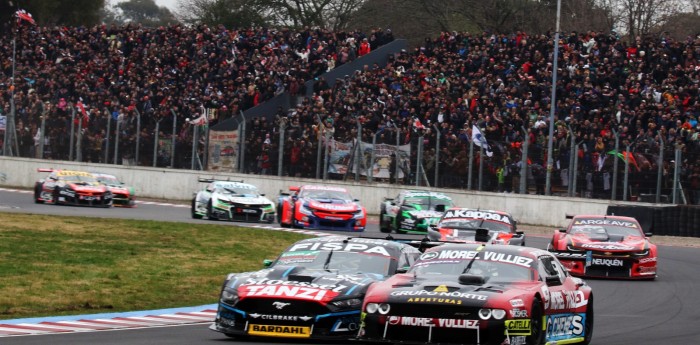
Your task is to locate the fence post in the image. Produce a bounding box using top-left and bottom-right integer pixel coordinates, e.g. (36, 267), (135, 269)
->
(655, 136), (664, 203)
(315, 115), (323, 179)
(355, 118), (362, 182)
(611, 129), (619, 200)
(520, 126), (529, 194)
(170, 108), (177, 168)
(395, 129), (400, 184)
(478, 146), (484, 191)
(434, 124), (441, 188)
(278, 117), (287, 177)
(238, 111), (245, 173)
(567, 125), (575, 197)
(153, 120), (160, 167)
(467, 139), (474, 190)
(77, 113), (83, 162)
(323, 130), (330, 181)
(572, 140), (579, 197)
(113, 115), (121, 165)
(104, 108), (111, 163)
(191, 121), (197, 170)
(69, 104), (75, 161)
(135, 108), (141, 166)
(369, 131), (380, 183)
(623, 143), (630, 201)
(415, 134), (424, 186)
(39, 102), (47, 159)
(672, 148), (681, 204)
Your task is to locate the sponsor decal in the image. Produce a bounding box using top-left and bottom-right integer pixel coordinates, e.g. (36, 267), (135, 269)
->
(57, 171), (93, 177)
(638, 266), (657, 274)
(510, 299), (525, 308)
(404, 192), (450, 199)
(421, 250), (533, 267)
(548, 291), (588, 311)
(639, 257), (657, 263)
(504, 319), (531, 334)
(288, 242), (391, 256)
(391, 290), (487, 300)
(442, 209), (511, 224)
(248, 324), (311, 338)
(580, 243), (635, 251)
(278, 250), (320, 265)
(387, 316), (479, 329)
(308, 201), (356, 212)
(590, 258), (624, 267)
(331, 316), (360, 332)
(59, 190), (75, 197)
(272, 301), (291, 309)
(573, 219), (637, 228)
(420, 252), (439, 260)
(552, 252), (588, 258)
(511, 309), (528, 318)
(248, 313), (313, 321)
(545, 314), (585, 341)
(408, 210), (442, 218)
(239, 284), (340, 302)
(303, 185), (347, 191)
(505, 335), (527, 345)
(433, 285), (448, 292)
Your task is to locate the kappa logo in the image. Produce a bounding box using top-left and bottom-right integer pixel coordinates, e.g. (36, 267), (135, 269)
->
(273, 301), (291, 309)
(442, 209), (511, 224)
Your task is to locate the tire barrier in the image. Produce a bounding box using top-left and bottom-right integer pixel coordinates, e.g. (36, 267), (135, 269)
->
(607, 204), (700, 238)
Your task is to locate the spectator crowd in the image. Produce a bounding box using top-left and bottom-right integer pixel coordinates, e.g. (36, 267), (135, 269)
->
(1, 22), (699, 204)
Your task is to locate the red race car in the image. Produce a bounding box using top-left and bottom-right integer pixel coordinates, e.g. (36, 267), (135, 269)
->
(427, 208), (525, 246)
(358, 243), (594, 345)
(548, 214), (657, 279)
(34, 168), (113, 207)
(278, 185), (366, 231)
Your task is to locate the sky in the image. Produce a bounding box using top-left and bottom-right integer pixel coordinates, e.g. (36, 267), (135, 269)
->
(155, 0), (178, 11)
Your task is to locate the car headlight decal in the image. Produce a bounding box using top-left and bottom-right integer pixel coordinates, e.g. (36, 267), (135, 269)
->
(377, 303), (391, 314)
(221, 290), (239, 306)
(366, 303), (379, 314)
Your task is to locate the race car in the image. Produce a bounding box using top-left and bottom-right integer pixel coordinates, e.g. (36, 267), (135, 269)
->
(358, 243), (594, 345)
(92, 172), (136, 207)
(548, 214), (657, 279)
(191, 179), (276, 222)
(34, 168), (113, 207)
(278, 185), (366, 231)
(379, 190), (453, 234)
(210, 236), (421, 340)
(427, 208), (525, 246)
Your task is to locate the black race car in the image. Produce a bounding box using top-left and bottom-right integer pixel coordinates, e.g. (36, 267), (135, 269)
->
(210, 236), (421, 340)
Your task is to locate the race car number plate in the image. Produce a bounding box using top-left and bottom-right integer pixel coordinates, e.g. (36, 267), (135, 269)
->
(248, 324), (311, 338)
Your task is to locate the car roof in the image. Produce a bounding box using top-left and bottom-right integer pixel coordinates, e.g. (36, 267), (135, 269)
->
(402, 190), (450, 197)
(213, 181), (257, 189)
(55, 170), (94, 177)
(301, 185), (348, 192)
(571, 214), (639, 223)
(295, 236), (414, 251)
(445, 207), (511, 216)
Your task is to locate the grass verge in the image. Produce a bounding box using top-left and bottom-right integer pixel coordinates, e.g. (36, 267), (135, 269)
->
(0, 213), (309, 320)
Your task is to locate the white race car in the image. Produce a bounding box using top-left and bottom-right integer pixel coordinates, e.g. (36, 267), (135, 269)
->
(191, 179), (276, 222)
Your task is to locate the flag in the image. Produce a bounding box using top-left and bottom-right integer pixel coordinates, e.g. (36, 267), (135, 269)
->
(15, 9), (36, 25)
(471, 125), (493, 157)
(607, 150), (639, 171)
(75, 100), (89, 127)
(188, 113), (208, 126)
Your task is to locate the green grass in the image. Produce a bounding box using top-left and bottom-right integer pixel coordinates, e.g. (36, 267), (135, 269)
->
(0, 213), (310, 320)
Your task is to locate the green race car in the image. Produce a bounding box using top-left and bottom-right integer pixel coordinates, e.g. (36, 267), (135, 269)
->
(379, 190), (453, 234)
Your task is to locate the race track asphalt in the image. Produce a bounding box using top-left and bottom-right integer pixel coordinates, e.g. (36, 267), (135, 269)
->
(1, 188), (698, 345)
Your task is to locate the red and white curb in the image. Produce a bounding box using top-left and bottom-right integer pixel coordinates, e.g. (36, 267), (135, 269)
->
(0, 309), (216, 337)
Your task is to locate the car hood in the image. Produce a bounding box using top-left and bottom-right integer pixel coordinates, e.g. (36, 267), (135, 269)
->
(379, 274), (534, 307)
(567, 234), (648, 252)
(429, 228), (516, 244)
(230, 266), (381, 304)
(218, 194), (272, 205)
(305, 199), (359, 212)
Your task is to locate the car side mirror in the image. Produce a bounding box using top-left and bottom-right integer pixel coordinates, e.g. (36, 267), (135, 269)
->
(512, 220), (517, 229)
(558, 229), (567, 233)
(435, 204), (446, 212)
(545, 275), (562, 286)
(263, 259), (273, 267)
(644, 232), (653, 237)
(516, 231), (524, 237)
(353, 198), (360, 202)
(260, 193), (266, 196)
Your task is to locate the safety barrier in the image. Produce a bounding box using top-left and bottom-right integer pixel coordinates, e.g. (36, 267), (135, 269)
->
(607, 204), (700, 237)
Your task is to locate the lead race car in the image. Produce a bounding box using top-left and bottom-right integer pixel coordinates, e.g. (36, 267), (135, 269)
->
(358, 243), (594, 345)
(34, 168), (113, 207)
(278, 185), (366, 231)
(548, 214), (657, 279)
(210, 236), (421, 340)
(380, 190), (453, 234)
(191, 179), (276, 222)
(427, 208), (525, 246)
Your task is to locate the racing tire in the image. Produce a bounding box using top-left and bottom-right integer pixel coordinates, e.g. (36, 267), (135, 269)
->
(582, 294), (594, 345)
(379, 210), (390, 233)
(526, 297), (545, 345)
(34, 184), (44, 204)
(191, 198), (203, 219)
(207, 200), (218, 221)
(52, 187), (61, 205)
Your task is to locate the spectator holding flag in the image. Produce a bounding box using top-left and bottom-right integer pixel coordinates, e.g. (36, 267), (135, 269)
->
(471, 124), (493, 157)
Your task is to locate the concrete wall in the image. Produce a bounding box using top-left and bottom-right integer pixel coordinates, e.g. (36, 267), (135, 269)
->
(1, 156), (638, 227)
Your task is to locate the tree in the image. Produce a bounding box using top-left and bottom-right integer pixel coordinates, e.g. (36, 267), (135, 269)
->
(266, 0), (368, 30)
(175, 0), (268, 27)
(114, 0), (178, 26)
(27, 0), (105, 26)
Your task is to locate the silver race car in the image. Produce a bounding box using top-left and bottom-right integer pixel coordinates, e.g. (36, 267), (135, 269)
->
(191, 179), (276, 222)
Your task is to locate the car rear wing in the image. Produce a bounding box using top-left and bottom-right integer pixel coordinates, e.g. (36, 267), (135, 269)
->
(37, 168), (55, 173)
(565, 214), (575, 219)
(198, 177), (243, 183)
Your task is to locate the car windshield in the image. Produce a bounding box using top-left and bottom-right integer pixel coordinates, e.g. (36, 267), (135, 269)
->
(61, 174), (98, 183)
(410, 251), (534, 282)
(275, 250), (394, 275)
(404, 197), (452, 210)
(96, 175), (121, 184)
(570, 224), (643, 237)
(220, 187), (259, 197)
(438, 219), (512, 233)
(302, 189), (351, 200)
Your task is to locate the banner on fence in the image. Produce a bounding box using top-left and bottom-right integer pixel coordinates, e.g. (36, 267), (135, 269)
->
(208, 130), (239, 172)
(328, 140), (410, 179)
